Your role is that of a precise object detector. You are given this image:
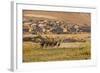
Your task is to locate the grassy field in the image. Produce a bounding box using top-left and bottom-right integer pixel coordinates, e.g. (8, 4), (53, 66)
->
(23, 40), (91, 62)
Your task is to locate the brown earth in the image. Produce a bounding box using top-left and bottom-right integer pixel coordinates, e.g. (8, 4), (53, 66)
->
(23, 10), (91, 26)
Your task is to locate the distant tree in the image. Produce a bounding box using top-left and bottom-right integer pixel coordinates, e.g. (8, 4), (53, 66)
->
(51, 25), (63, 34)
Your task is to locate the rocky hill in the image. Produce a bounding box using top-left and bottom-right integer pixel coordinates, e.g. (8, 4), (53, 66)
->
(23, 10), (91, 34)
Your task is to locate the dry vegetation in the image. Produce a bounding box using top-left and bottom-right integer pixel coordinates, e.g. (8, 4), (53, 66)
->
(23, 33), (91, 62)
(23, 10), (91, 62)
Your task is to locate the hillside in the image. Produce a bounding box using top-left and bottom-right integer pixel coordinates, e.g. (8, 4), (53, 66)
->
(23, 10), (91, 34)
(23, 10), (91, 26)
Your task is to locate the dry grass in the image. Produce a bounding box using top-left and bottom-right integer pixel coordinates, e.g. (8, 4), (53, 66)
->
(23, 41), (91, 62)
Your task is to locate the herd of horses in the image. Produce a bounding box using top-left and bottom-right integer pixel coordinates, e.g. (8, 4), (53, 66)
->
(32, 35), (62, 48)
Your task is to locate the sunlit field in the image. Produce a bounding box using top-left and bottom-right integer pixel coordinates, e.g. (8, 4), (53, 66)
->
(23, 10), (91, 62)
(23, 33), (91, 62)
